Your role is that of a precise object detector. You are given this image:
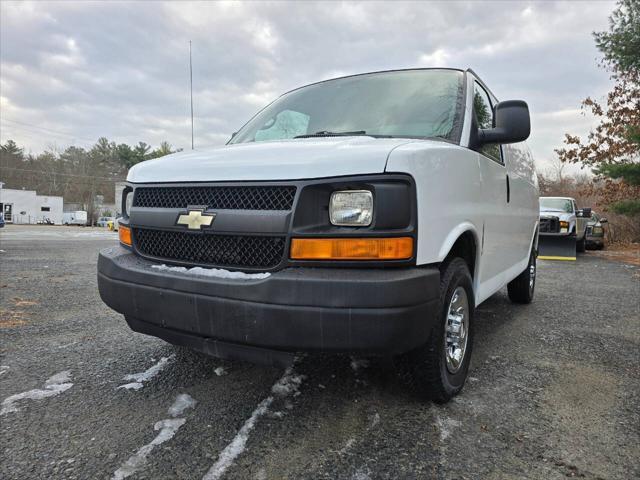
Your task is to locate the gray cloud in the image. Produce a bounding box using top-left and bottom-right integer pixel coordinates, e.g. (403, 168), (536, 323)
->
(1, 0), (615, 172)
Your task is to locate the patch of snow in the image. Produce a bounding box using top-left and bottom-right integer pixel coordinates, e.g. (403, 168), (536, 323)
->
(0, 249), (5, 253)
(1, 370), (73, 415)
(112, 393), (197, 479)
(271, 368), (305, 397)
(45, 370), (72, 386)
(111, 418), (186, 480)
(350, 357), (370, 372)
(369, 412), (380, 428)
(151, 264), (270, 280)
(203, 396), (272, 480)
(168, 394), (197, 417)
(0, 365), (9, 376)
(202, 367), (305, 480)
(351, 467), (373, 480)
(435, 415), (461, 441)
(338, 437), (357, 455)
(118, 382), (144, 391)
(214, 366), (227, 376)
(118, 355), (175, 390)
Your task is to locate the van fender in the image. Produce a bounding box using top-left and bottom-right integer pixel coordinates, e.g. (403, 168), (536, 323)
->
(437, 221), (481, 264)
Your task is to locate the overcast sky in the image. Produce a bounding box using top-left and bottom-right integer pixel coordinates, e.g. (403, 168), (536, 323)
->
(1, 0), (616, 173)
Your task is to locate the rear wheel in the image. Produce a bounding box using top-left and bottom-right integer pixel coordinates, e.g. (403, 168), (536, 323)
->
(507, 249), (536, 304)
(396, 258), (475, 403)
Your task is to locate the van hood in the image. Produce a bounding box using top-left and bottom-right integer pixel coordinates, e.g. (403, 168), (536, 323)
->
(127, 137), (417, 183)
(539, 208), (574, 221)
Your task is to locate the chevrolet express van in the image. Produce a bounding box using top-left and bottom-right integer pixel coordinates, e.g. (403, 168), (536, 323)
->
(98, 68), (539, 402)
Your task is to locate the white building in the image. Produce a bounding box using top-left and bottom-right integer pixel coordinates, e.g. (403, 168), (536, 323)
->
(0, 183), (64, 224)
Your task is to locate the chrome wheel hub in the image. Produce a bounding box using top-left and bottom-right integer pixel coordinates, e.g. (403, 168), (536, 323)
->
(529, 256), (536, 290)
(444, 286), (469, 374)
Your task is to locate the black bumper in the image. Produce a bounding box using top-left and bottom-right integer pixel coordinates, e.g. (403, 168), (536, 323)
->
(98, 247), (440, 366)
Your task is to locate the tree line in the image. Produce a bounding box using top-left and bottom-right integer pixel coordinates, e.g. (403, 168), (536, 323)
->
(0, 138), (179, 220)
(556, 0), (639, 220)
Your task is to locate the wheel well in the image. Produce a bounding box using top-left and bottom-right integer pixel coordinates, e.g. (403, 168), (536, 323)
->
(442, 231), (477, 279)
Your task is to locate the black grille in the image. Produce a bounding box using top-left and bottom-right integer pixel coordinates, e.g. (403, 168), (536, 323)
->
(540, 216), (559, 233)
(133, 186), (296, 210)
(133, 228), (285, 269)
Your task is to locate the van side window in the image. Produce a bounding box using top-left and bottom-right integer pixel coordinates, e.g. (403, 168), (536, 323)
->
(473, 82), (502, 164)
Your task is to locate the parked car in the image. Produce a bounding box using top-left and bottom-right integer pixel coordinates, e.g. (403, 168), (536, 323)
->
(538, 196), (591, 258)
(97, 216), (116, 227)
(586, 212), (607, 250)
(98, 68), (538, 403)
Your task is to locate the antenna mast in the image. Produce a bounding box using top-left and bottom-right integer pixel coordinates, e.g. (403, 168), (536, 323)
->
(189, 40), (194, 150)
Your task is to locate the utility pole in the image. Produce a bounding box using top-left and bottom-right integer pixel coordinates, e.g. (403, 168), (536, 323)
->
(189, 40), (194, 150)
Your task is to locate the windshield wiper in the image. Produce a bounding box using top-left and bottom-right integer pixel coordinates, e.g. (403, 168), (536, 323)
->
(294, 130), (368, 138)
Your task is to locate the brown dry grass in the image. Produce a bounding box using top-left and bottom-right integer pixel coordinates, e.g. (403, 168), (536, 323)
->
(592, 243), (640, 266)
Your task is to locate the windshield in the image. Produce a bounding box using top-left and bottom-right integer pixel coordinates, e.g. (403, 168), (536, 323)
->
(540, 198), (574, 213)
(230, 70), (464, 144)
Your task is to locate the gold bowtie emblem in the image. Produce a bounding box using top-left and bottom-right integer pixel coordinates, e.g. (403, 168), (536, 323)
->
(176, 210), (216, 230)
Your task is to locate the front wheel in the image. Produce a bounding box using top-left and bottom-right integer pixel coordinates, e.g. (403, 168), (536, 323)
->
(576, 236), (586, 253)
(396, 258), (475, 403)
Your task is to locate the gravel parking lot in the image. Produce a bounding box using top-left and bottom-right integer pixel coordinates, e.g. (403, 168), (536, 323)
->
(1, 225), (638, 480)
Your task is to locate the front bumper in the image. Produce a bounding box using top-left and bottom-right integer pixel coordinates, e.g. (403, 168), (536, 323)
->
(586, 235), (604, 246)
(98, 247), (440, 366)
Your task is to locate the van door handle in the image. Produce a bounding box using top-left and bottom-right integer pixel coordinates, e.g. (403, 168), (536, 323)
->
(506, 174), (510, 203)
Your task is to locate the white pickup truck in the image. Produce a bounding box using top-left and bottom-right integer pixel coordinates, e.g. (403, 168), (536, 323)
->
(539, 196), (591, 258)
(98, 68), (539, 402)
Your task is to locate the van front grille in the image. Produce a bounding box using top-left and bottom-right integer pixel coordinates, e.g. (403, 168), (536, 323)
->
(539, 217), (559, 233)
(133, 228), (285, 269)
(133, 186), (296, 211)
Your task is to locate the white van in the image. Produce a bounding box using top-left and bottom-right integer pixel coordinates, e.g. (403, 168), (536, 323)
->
(63, 211), (87, 226)
(98, 68), (539, 402)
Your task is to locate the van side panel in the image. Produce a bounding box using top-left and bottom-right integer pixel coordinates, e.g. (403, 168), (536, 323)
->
(387, 141), (539, 306)
(503, 142), (539, 282)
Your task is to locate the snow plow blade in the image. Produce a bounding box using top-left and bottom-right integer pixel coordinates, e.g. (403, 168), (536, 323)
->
(538, 235), (576, 261)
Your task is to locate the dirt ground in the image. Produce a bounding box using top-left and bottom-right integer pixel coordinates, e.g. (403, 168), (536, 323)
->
(1, 225), (639, 480)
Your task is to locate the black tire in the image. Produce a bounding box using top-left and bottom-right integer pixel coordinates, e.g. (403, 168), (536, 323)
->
(396, 258), (475, 403)
(507, 249), (536, 304)
(576, 236), (586, 253)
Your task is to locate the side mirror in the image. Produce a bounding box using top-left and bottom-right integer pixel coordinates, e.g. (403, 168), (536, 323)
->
(599, 217), (607, 223)
(478, 100), (531, 145)
(579, 207), (592, 218)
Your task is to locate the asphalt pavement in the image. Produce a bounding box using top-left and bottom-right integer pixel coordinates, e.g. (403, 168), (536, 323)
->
(1, 225), (638, 480)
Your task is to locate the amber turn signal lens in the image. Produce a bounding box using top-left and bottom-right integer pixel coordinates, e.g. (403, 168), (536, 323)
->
(290, 237), (413, 260)
(119, 225), (132, 246)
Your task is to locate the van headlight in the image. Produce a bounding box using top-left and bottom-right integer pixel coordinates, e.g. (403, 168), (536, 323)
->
(329, 190), (373, 226)
(124, 191), (134, 217)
